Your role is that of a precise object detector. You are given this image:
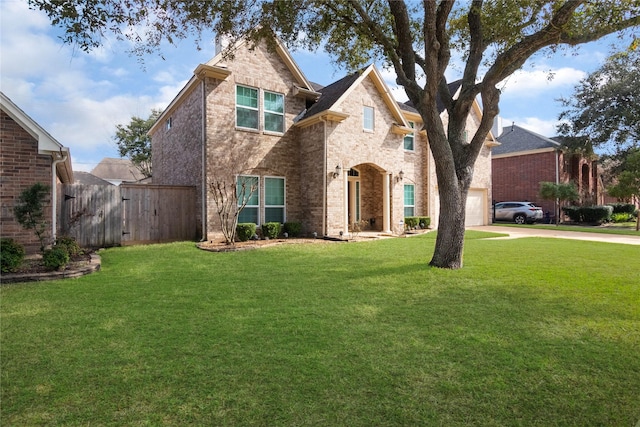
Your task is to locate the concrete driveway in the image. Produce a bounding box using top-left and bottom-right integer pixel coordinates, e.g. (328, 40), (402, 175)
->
(469, 225), (640, 246)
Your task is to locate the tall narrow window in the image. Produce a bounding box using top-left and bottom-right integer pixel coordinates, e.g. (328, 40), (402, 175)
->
(404, 184), (415, 217)
(264, 177), (285, 223)
(404, 121), (415, 150)
(236, 85), (259, 130)
(264, 91), (284, 133)
(363, 106), (374, 131)
(237, 175), (259, 224)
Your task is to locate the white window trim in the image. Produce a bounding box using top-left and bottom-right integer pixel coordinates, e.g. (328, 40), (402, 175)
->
(235, 84), (260, 132)
(363, 106), (374, 132)
(263, 91), (285, 135)
(264, 175), (286, 223)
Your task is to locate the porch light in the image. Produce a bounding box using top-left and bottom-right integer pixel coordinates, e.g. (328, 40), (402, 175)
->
(333, 164), (341, 178)
(396, 170), (404, 182)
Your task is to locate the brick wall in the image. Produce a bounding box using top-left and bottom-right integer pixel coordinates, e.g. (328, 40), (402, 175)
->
(1, 110), (54, 253)
(492, 150), (558, 215)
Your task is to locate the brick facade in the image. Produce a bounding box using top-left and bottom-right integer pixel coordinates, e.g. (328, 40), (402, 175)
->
(151, 40), (494, 240)
(1, 110), (54, 253)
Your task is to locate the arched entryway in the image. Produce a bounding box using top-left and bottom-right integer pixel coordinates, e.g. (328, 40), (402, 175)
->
(345, 163), (390, 234)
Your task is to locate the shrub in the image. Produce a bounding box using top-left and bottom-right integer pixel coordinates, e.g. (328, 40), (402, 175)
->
(236, 223), (256, 242)
(1, 238), (25, 273)
(611, 212), (634, 223)
(283, 222), (302, 237)
(43, 246), (69, 270)
(418, 217), (431, 228)
(562, 205), (613, 224)
(404, 217), (418, 229)
(562, 206), (581, 222)
(13, 183), (51, 253)
(55, 236), (81, 257)
(261, 222), (281, 239)
(608, 203), (636, 215)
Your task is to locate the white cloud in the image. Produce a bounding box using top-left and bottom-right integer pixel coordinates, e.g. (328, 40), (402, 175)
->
(498, 66), (586, 98)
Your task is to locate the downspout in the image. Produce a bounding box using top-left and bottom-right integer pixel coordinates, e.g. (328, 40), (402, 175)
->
(321, 117), (327, 236)
(51, 150), (68, 244)
(200, 79), (207, 241)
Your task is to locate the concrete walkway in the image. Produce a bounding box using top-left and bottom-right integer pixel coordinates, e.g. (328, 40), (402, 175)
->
(469, 225), (640, 246)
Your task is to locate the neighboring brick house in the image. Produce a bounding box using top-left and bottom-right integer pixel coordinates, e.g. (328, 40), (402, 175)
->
(1, 92), (73, 253)
(493, 124), (603, 218)
(150, 36), (495, 240)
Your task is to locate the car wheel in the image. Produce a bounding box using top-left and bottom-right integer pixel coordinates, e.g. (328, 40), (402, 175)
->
(514, 214), (526, 224)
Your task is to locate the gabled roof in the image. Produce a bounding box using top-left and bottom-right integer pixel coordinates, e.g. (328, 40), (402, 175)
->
(0, 91), (73, 183)
(297, 65), (410, 133)
(91, 158), (145, 183)
(74, 171), (113, 185)
(494, 124), (561, 156)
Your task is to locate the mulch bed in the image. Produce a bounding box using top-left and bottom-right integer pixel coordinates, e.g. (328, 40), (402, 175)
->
(2, 252), (101, 285)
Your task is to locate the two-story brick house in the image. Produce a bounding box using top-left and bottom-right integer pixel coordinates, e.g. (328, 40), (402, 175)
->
(493, 124), (603, 218)
(150, 36), (494, 240)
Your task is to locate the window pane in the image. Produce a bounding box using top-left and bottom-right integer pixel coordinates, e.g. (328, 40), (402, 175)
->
(265, 177), (284, 205)
(363, 106), (374, 130)
(236, 86), (258, 108)
(237, 108), (259, 129)
(264, 92), (283, 113)
(265, 207), (284, 223)
(264, 112), (284, 133)
(237, 176), (259, 206)
(404, 207), (415, 217)
(404, 184), (415, 206)
(238, 207), (258, 224)
(404, 121), (414, 150)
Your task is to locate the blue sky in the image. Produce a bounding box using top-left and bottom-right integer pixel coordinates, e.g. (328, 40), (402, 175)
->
(0, 1), (628, 172)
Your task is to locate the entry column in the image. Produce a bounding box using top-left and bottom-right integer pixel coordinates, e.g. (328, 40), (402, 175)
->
(382, 172), (391, 233)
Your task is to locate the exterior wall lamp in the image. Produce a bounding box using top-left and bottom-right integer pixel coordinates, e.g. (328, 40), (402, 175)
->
(396, 170), (404, 182)
(333, 164), (341, 178)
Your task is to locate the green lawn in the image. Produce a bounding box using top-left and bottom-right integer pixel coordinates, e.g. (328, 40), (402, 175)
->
(2, 232), (639, 426)
(494, 222), (640, 235)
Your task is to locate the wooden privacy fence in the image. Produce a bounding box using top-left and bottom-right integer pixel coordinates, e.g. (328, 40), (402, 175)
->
(59, 184), (197, 247)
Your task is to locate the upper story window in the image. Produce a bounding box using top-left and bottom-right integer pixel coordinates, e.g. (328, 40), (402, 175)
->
(363, 106), (374, 131)
(404, 121), (415, 151)
(166, 116), (172, 131)
(236, 85), (259, 130)
(263, 91), (284, 133)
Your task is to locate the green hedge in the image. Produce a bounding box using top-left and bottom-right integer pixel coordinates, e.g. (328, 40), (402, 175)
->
(261, 222), (281, 239)
(1, 238), (25, 273)
(562, 206), (613, 224)
(43, 246), (70, 271)
(404, 216), (431, 230)
(608, 203), (637, 215)
(55, 235), (81, 257)
(283, 222), (302, 237)
(236, 223), (256, 242)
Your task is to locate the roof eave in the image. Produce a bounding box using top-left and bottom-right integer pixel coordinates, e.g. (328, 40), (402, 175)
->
(294, 110), (350, 128)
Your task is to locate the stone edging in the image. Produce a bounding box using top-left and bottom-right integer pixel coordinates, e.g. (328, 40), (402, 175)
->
(1, 254), (102, 285)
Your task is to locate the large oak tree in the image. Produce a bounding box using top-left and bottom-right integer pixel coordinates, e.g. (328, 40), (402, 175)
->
(30, 0), (640, 268)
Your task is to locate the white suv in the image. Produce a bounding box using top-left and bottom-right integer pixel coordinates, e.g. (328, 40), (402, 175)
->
(494, 202), (544, 224)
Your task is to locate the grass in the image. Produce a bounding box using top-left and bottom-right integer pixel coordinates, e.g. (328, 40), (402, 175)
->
(494, 221), (640, 235)
(2, 231), (639, 425)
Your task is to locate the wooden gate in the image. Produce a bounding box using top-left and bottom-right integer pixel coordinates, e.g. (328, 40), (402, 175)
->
(120, 184), (197, 245)
(59, 184), (122, 247)
(59, 184), (196, 247)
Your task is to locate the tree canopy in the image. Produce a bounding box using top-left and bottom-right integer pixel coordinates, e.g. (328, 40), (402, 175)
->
(557, 47), (640, 156)
(30, 0), (640, 268)
(114, 109), (162, 178)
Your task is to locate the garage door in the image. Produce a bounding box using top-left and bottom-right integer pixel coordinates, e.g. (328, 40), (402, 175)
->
(433, 189), (486, 227)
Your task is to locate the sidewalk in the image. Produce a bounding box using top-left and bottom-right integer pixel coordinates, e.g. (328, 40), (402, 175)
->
(469, 225), (640, 246)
